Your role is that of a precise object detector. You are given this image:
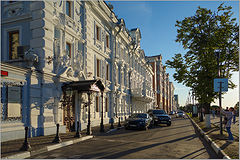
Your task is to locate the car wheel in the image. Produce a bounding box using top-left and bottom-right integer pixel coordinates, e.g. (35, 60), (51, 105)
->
(167, 122), (171, 126)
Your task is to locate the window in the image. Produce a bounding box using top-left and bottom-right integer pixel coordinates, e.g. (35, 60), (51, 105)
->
(1, 86), (22, 120)
(106, 64), (109, 80)
(96, 25), (100, 41)
(9, 31), (19, 60)
(106, 34), (109, 48)
(97, 59), (100, 77)
(96, 96), (99, 112)
(66, 1), (72, 17)
(66, 42), (71, 58)
(105, 97), (108, 112)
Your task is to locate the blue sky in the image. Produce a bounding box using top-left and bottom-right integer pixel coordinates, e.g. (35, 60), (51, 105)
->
(107, 0), (239, 107)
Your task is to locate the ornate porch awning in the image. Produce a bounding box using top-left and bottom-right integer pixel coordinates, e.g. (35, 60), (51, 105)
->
(62, 79), (105, 93)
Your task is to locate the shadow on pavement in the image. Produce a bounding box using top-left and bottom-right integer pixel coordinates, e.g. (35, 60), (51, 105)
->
(100, 134), (198, 159)
(220, 142), (231, 150)
(179, 148), (205, 159)
(144, 129), (193, 142)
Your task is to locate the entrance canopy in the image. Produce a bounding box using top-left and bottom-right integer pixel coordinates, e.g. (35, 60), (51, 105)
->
(62, 79), (105, 93)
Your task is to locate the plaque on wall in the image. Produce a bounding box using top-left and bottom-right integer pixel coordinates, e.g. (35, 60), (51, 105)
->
(8, 86), (21, 103)
(8, 86), (21, 118)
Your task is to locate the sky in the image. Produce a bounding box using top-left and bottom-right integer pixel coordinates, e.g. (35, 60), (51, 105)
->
(106, 0), (239, 107)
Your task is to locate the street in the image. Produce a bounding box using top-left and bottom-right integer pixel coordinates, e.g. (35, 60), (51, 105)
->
(30, 116), (218, 159)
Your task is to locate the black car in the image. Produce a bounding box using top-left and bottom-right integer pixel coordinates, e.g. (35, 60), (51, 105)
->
(148, 109), (171, 126)
(124, 113), (152, 130)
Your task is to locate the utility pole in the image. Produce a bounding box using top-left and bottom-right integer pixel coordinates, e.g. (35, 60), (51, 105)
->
(217, 52), (223, 135)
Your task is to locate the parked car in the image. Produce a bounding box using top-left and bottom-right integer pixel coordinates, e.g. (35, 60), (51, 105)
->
(148, 109), (171, 126)
(124, 113), (152, 130)
(169, 111), (175, 115)
(176, 111), (185, 118)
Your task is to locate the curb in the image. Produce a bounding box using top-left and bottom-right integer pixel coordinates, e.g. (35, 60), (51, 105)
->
(3, 135), (94, 159)
(186, 114), (231, 159)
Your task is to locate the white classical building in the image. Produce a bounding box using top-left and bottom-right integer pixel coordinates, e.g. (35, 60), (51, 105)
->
(1, 0), (154, 142)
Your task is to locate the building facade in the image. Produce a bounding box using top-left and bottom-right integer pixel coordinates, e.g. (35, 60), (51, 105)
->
(146, 55), (175, 113)
(1, 0), (154, 142)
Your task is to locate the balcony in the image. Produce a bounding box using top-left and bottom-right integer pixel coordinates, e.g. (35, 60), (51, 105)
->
(131, 88), (143, 98)
(131, 88), (154, 103)
(142, 88), (154, 102)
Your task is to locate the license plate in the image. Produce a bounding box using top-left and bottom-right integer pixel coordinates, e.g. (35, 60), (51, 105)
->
(130, 125), (137, 127)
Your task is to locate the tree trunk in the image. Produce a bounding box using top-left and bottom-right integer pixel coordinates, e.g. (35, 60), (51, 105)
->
(199, 104), (203, 122)
(204, 103), (211, 128)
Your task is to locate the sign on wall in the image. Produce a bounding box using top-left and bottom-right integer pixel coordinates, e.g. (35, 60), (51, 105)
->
(8, 86), (21, 118)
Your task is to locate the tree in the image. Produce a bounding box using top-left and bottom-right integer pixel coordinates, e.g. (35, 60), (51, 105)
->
(166, 4), (239, 117)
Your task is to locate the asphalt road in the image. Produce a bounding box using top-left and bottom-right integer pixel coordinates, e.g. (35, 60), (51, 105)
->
(30, 116), (218, 159)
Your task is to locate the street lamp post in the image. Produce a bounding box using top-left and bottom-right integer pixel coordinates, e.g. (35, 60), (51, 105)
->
(75, 93), (82, 138)
(216, 52), (223, 135)
(116, 91), (121, 128)
(52, 123), (62, 143)
(20, 127), (31, 151)
(100, 91), (105, 132)
(75, 121), (81, 137)
(86, 92), (92, 135)
(110, 95), (115, 129)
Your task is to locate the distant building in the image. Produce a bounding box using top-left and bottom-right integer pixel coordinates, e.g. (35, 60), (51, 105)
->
(146, 55), (175, 113)
(174, 95), (179, 110)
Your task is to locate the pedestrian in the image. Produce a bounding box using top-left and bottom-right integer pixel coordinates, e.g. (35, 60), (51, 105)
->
(221, 107), (234, 142)
(225, 107), (229, 111)
(232, 109), (236, 124)
(212, 108), (215, 118)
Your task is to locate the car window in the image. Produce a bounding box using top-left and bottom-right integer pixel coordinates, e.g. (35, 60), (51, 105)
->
(152, 110), (166, 114)
(131, 113), (147, 118)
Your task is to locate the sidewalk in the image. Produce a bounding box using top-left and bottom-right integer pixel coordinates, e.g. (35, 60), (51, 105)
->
(190, 114), (239, 159)
(210, 115), (239, 138)
(1, 122), (123, 159)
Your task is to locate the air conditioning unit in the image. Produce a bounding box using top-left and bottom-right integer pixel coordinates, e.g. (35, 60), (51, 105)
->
(17, 45), (30, 59)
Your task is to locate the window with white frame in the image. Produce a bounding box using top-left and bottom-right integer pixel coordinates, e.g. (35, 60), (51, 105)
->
(96, 59), (100, 77)
(105, 97), (108, 112)
(95, 96), (99, 112)
(8, 30), (19, 60)
(1, 85), (22, 120)
(66, 42), (72, 58)
(66, 1), (72, 17)
(96, 25), (101, 41)
(106, 63), (109, 81)
(106, 34), (109, 48)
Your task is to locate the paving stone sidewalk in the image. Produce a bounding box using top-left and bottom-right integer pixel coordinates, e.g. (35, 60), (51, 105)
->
(191, 114), (239, 159)
(1, 123), (123, 158)
(210, 115), (239, 138)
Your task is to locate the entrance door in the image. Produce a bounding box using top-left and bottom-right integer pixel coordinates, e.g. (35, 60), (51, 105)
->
(63, 95), (75, 132)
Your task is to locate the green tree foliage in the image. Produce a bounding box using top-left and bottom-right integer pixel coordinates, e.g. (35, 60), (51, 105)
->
(166, 4), (239, 113)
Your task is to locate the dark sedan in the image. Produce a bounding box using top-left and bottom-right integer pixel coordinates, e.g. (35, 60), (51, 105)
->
(124, 113), (152, 130)
(148, 109), (171, 126)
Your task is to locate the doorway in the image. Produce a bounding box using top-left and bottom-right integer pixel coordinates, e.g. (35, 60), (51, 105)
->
(63, 94), (75, 132)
